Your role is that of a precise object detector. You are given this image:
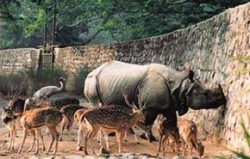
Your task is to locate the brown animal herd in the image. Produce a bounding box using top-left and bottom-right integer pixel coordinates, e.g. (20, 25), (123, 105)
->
(1, 96), (204, 158)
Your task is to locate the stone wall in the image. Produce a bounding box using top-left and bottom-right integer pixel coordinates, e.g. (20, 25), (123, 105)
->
(0, 48), (40, 73)
(54, 46), (115, 91)
(54, 3), (250, 152)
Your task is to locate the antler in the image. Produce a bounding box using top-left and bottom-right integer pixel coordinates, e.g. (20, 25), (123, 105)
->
(137, 89), (146, 111)
(123, 93), (136, 109)
(122, 89), (146, 111)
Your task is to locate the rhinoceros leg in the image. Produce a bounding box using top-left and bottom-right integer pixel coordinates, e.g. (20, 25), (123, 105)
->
(162, 110), (177, 125)
(138, 110), (159, 142)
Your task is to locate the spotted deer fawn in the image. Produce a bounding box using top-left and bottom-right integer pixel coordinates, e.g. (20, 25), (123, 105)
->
(156, 114), (180, 157)
(178, 118), (204, 158)
(81, 94), (145, 154)
(17, 107), (63, 154)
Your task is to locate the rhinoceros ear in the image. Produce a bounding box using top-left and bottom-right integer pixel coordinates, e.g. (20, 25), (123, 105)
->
(186, 69), (194, 83)
(185, 83), (194, 96)
(179, 78), (193, 98)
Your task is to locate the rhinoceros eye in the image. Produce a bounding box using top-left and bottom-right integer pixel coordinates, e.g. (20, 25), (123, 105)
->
(204, 90), (209, 96)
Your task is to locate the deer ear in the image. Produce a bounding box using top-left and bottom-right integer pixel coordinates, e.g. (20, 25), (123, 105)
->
(2, 107), (8, 111)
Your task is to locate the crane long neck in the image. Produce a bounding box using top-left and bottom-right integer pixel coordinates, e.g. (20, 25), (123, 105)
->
(59, 81), (64, 91)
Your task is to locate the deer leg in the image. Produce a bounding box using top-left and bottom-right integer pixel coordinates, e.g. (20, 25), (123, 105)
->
(188, 142), (193, 157)
(18, 129), (28, 154)
(102, 130), (109, 150)
(68, 119), (74, 140)
(84, 130), (91, 155)
(7, 131), (11, 150)
(38, 130), (45, 151)
(77, 124), (83, 150)
(77, 124), (84, 150)
(53, 129), (59, 155)
(134, 134), (139, 144)
(34, 130), (39, 155)
(49, 126), (59, 155)
(131, 128), (140, 144)
(67, 119), (73, 131)
(89, 127), (99, 154)
(98, 130), (102, 146)
(162, 135), (168, 157)
(181, 138), (186, 157)
(29, 130), (36, 152)
(156, 135), (162, 157)
(116, 131), (125, 153)
(174, 139), (179, 153)
(8, 129), (14, 151)
(124, 132), (128, 142)
(59, 117), (68, 141)
(12, 128), (17, 151)
(45, 127), (50, 135)
(46, 127), (55, 154)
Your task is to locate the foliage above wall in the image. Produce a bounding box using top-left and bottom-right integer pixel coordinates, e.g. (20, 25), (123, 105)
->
(0, 0), (249, 49)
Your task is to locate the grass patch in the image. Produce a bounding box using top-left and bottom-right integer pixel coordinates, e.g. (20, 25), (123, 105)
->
(0, 70), (29, 96)
(0, 66), (67, 97)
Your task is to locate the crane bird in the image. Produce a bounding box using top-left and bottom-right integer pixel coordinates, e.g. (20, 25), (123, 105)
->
(33, 77), (66, 99)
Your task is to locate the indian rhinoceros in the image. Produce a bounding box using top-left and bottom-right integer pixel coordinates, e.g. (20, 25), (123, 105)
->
(84, 60), (226, 141)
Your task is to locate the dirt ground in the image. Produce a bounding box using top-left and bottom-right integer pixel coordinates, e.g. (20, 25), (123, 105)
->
(0, 92), (237, 159)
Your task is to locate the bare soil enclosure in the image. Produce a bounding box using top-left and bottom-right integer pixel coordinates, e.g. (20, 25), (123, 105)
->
(0, 93), (238, 159)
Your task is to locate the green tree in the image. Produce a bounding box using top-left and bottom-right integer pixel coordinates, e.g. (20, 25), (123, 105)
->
(0, 0), (249, 49)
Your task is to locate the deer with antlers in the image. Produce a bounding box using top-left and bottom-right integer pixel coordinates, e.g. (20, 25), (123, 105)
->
(81, 93), (145, 154)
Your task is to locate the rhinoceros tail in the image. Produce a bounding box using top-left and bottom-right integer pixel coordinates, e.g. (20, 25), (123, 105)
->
(96, 74), (104, 105)
(95, 62), (113, 106)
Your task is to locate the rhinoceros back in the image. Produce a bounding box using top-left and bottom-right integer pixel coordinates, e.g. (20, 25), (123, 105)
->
(84, 60), (148, 106)
(84, 62), (110, 105)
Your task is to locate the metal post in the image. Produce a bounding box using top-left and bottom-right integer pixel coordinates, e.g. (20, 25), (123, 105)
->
(43, 8), (47, 52)
(51, 0), (58, 70)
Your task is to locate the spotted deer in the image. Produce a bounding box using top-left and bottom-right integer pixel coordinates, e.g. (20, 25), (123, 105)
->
(178, 118), (204, 158)
(17, 107), (63, 154)
(1, 107), (45, 152)
(2, 97), (45, 152)
(97, 105), (140, 150)
(24, 97), (80, 136)
(81, 94), (145, 154)
(59, 104), (87, 141)
(156, 114), (180, 157)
